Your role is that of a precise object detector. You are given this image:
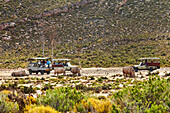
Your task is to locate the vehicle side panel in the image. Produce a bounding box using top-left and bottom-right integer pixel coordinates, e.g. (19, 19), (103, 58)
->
(146, 62), (160, 66)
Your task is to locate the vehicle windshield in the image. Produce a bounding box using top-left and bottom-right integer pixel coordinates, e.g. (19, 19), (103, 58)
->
(52, 59), (70, 65)
(28, 64), (32, 67)
(67, 62), (72, 66)
(139, 62), (142, 66)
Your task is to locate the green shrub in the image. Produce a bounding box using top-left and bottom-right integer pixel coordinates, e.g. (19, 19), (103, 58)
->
(111, 74), (169, 112)
(97, 78), (103, 83)
(37, 87), (84, 112)
(24, 105), (60, 113)
(20, 86), (36, 94)
(77, 98), (112, 113)
(0, 92), (19, 113)
(101, 76), (108, 79)
(90, 76), (95, 80)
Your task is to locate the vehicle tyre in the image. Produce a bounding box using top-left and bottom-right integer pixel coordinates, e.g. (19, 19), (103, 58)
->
(47, 71), (50, 74)
(135, 68), (138, 72)
(29, 70), (32, 75)
(36, 72), (38, 74)
(150, 68), (153, 72)
(41, 70), (44, 75)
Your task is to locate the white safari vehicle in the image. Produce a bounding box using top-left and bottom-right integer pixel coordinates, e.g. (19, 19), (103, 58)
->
(133, 58), (160, 72)
(27, 57), (52, 75)
(52, 59), (77, 71)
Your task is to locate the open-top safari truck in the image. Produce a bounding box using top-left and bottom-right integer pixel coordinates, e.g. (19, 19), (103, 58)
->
(133, 58), (160, 72)
(27, 57), (52, 75)
(52, 59), (77, 71)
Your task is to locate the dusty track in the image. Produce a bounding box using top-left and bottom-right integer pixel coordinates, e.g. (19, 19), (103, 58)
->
(0, 67), (169, 78)
(0, 67), (169, 97)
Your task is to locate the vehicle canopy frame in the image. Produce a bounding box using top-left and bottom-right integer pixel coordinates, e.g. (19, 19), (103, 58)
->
(133, 57), (160, 72)
(27, 57), (52, 75)
(52, 59), (77, 71)
(28, 57), (51, 61)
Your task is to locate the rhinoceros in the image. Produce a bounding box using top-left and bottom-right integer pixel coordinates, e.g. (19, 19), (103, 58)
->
(71, 67), (81, 76)
(54, 68), (66, 76)
(11, 71), (29, 77)
(122, 66), (135, 78)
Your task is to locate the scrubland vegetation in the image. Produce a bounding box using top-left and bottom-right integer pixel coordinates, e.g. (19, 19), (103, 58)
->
(0, 0), (169, 68)
(0, 0), (169, 112)
(0, 73), (169, 112)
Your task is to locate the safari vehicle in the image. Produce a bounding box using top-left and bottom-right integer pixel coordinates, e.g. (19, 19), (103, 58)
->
(27, 57), (52, 75)
(133, 58), (160, 72)
(52, 59), (77, 71)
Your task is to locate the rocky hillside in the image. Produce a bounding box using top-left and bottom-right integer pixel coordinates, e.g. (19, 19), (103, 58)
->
(0, 0), (169, 68)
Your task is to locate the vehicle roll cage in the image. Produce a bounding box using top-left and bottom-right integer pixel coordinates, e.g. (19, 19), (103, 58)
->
(28, 57), (51, 61)
(52, 59), (71, 61)
(139, 58), (160, 60)
(138, 58), (160, 66)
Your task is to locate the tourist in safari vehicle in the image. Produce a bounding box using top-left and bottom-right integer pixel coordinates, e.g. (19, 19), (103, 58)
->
(27, 57), (52, 75)
(52, 59), (77, 71)
(133, 58), (160, 72)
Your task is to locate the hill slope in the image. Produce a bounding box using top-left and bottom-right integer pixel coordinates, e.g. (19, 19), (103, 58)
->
(0, 0), (169, 68)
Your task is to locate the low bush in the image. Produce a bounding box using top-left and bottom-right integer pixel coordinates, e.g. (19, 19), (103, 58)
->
(101, 76), (108, 79)
(90, 76), (95, 80)
(24, 105), (60, 113)
(76, 98), (112, 113)
(0, 92), (19, 113)
(37, 87), (84, 112)
(111, 74), (170, 112)
(20, 86), (36, 94)
(26, 96), (37, 105)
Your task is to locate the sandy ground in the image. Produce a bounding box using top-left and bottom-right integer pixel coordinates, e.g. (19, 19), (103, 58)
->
(0, 67), (169, 78)
(0, 67), (169, 98)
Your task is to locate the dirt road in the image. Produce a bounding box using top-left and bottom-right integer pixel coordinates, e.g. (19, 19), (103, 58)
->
(0, 67), (169, 78)
(0, 67), (169, 98)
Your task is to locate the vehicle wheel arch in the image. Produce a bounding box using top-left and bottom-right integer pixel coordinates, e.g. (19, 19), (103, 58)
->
(29, 69), (32, 75)
(150, 67), (153, 72)
(41, 70), (44, 75)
